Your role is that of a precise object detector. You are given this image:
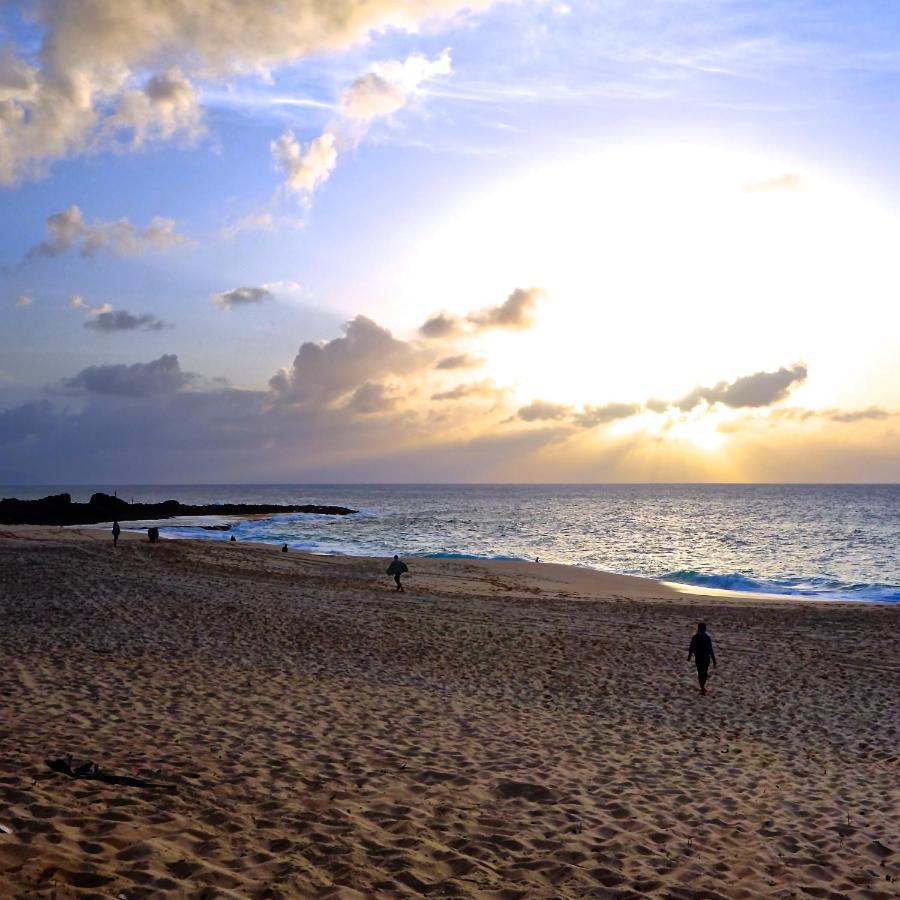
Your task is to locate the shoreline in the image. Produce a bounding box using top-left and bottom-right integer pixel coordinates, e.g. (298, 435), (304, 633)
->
(13, 522), (892, 607)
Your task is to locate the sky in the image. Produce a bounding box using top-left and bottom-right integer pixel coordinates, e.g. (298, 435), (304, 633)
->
(0, 0), (898, 483)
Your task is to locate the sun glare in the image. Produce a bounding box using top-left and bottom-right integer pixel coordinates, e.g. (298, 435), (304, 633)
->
(398, 143), (900, 416)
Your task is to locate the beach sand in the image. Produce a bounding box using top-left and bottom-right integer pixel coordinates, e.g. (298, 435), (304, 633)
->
(1, 527), (897, 898)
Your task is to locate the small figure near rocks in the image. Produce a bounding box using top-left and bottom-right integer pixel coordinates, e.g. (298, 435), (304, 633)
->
(386, 555), (408, 593)
(147, 526), (159, 544)
(688, 622), (717, 695)
(112, 520), (121, 547)
(230, 535), (237, 542)
(281, 543), (288, 552)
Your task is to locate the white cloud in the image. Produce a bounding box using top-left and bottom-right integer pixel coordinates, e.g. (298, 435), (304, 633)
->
(0, 1), (494, 184)
(271, 131), (338, 196)
(15, 293), (32, 307)
(68, 294), (84, 309)
(273, 50), (452, 198)
(211, 285), (273, 310)
(100, 68), (203, 149)
(338, 50), (452, 121)
(25, 205), (185, 262)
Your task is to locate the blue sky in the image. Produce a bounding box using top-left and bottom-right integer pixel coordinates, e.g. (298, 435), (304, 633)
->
(1, 0), (898, 482)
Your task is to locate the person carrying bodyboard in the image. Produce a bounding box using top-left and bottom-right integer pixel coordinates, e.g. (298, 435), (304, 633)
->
(386, 555), (408, 592)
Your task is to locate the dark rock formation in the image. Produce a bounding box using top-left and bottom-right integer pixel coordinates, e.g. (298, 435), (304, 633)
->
(0, 492), (357, 526)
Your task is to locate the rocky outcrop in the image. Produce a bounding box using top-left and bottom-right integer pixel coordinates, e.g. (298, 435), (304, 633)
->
(0, 492), (357, 526)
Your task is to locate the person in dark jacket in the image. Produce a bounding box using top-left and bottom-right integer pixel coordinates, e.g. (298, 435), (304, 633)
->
(688, 622), (717, 694)
(386, 555), (408, 592)
(112, 520), (121, 547)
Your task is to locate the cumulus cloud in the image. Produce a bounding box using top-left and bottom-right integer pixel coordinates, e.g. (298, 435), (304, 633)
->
(62, 354), (193, 396)
(0, 2), (492, 184)
(273, 50), (452, 198)
(24, 205), (185, 262)
(467, 287), (544, 331)
(512, 398), (642, 428)
(517, 399), (572, 422)
(270, 315), (427, 406)
(431, 379), (498, 401)
(338, 50), (452, 121)
(435, 353), (483, 370)
(344, 381), (399, 414)
(419, 313), (462, 339)
(271, 131), (338, 196)
(101, 68), (203, 149)
(15, 293), (32, 307)
(68, 294), (84, 309)
(420, 288), (546, 342)
(211, 285), (273, 310)
(827, 407), (891, 424)
(0, 308), (892, 482)
(573, 402), (641, 428)
(676, 363), (808, 411)
(84, 310), (171, 332)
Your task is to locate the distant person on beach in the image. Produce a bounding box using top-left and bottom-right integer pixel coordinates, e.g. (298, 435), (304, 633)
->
(112, 520), (120, 547)
(688, 622), (717, 694)
(282, 543), (288, 552)
(386, 555), (408, 592)
(230, 535), (237, 542)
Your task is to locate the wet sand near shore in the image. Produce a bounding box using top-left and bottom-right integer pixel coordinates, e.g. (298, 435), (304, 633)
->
(1, 527), (898, 898)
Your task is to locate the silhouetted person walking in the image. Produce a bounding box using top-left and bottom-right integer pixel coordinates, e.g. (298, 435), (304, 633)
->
(112, 520), (121, 547)
(688, 622), (716, 694)
(386, 555), (408, 592)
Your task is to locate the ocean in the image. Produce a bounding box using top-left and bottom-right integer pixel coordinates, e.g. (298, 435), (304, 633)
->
(4, 484), (899, 602)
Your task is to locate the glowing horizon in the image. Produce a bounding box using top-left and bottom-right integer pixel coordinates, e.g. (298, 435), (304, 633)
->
(0, 1), (898, 483)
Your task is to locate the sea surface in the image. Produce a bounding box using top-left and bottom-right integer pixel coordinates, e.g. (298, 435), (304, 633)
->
(4, 484), (899, 602)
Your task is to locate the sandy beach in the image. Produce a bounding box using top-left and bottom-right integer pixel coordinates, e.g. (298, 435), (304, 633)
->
(1, 527), (897, 899)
